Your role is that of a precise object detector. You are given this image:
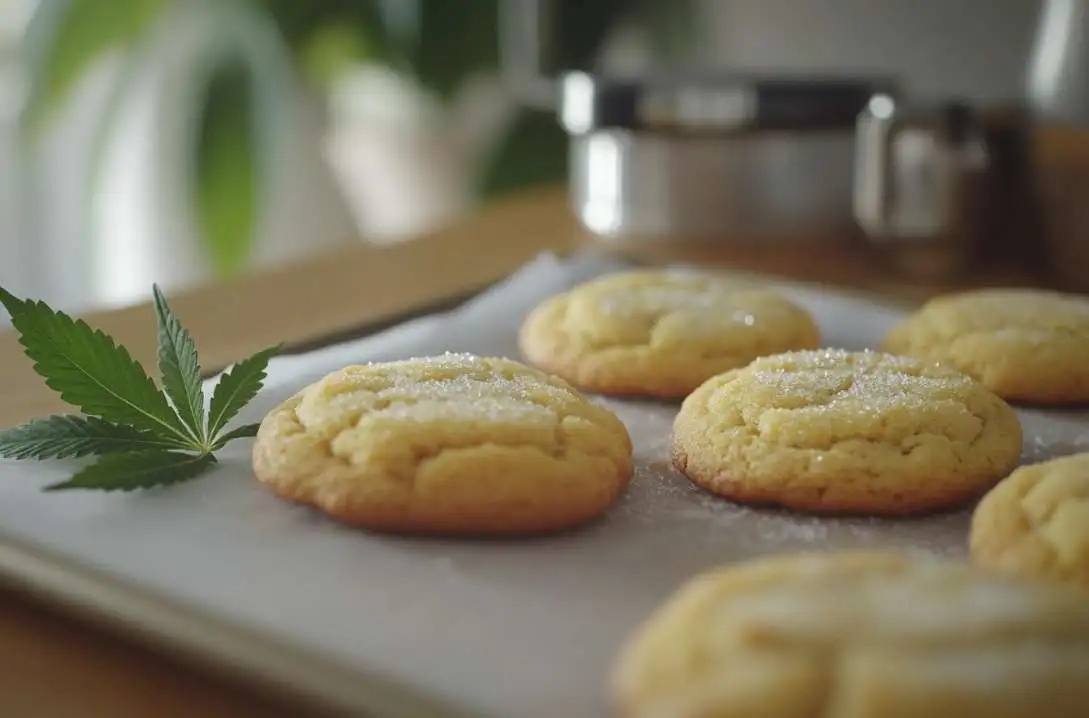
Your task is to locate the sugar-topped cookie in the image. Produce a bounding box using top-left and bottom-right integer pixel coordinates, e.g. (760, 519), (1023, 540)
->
(970, 452), (1089, 590)
(671, 349), (1022, 515)
(252, 354), (633, 534)
(518, 270), (820, 399)
(882, 288), (1089, 404)
(611, 550), (1089, 718)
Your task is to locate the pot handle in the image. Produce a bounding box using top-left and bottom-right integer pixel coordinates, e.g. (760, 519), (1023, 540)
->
(853, 93), (901, 236)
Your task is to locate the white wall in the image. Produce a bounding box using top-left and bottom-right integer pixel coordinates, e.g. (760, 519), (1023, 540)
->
(694, 0), (1042, 104)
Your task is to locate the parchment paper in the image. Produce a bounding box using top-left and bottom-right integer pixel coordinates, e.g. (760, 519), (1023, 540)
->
(1, 253), (1087, 718)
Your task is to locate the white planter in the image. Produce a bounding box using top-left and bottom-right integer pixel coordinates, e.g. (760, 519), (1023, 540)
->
(324, 65), (518, 243)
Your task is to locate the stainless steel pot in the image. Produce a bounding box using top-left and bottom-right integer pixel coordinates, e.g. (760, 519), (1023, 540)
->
(559, 72), (892, 243)
(499, 0), (896, 245)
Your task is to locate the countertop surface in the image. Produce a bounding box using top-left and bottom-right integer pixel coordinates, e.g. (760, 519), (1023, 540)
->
(0, 185), (1071, 717)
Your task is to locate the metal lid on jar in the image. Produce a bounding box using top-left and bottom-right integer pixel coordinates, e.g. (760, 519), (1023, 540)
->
(560, 72), (898, 136)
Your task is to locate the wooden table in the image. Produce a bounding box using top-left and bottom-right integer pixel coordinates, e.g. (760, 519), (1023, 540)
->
(0, 185), (1063, 717)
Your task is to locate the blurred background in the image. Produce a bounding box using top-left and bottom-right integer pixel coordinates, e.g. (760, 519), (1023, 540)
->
(0, 0), (1085, 326)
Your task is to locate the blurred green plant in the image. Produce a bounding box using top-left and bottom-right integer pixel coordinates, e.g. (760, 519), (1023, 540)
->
(20, 0), (651, 278)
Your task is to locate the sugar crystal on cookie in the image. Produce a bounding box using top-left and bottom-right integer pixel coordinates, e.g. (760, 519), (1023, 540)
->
(673, 348), (1022, 516)
(518, 270), (821, 398)
(253, 354), (633, 534)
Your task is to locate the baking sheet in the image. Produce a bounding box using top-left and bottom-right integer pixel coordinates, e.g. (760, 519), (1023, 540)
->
(1, 252), (1087, 718)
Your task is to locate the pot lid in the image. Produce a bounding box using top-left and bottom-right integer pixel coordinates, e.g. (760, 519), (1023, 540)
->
(560, 72), (898, 136)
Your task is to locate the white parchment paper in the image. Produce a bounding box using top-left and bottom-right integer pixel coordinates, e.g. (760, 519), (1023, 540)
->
(1, 253), (1087, 718)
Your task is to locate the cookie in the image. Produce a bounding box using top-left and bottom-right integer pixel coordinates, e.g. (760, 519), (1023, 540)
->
(610, 550), (1089, 718)
(970, 452), (1089, 590)
(252, 353), (633, 534)
(882, 288), (1089, 404)
(671, 349), (1022, 516)
(518, 270), (820, 399)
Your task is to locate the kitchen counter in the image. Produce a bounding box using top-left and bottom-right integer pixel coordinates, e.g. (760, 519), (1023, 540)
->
(0, 184), (1068, 717)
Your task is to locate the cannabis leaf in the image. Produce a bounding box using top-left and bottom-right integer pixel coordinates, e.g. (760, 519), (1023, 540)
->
(0, 286), (190, 442)
(153, 285), (205, 444)
(0, 284), (281, 491)
(212, 422), (261, 450)
(0, 415), (180, 460)
(207, 344), (281, 438)
(45, 451), (217, 492)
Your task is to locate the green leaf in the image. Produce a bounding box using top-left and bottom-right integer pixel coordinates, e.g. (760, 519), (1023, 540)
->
(478, 108), (568, 197)
(193, 60), (259, 278)
(412, 0), (499, 100)
(625, 0), (699, 67)
(0, 286), (191, 444)
(297, 23), (382, 87)
(260, 0), (400, 80)
(0, 285), (26, 314)
(260, 0), (396, 58)
(0, 415), (183, 460)
(44, 450), (217, 492)
(551, 0), (633, 69)
(22, 0), (167, 136)
(207, 344), (282, 439)
(152, 285), (205, 444)
(212, 422), (261, 450)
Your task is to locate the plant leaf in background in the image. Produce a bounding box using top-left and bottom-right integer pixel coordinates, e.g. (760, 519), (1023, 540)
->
(476, 0), (635, 197)
(21, 0), (166, 136)
(297, 23), (377, 89)
(551, 0), (634, 70)
(627, 0), (699, 65)
(478, 109), (568, 197)
(193, 59), (259, 279)
(20, 0), (665, 274)
(260, 0), (396, 89)
(411, 0), (500, 101)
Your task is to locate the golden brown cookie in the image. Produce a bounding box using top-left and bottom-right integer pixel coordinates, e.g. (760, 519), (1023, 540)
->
(970, 452), (1089, 591)
(671, 349), (1022, 516)
(882, 288), (1089, 404)
(252, 353), (633, 534)
(610, 550), (1089, 718)
(518, 270), (820, 399)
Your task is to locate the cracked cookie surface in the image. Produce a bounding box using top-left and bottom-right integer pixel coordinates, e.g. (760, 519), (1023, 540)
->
(518, 270), (820, 399)
(252, 353), (632, 534)
(671, 349), (1022, 515)
(610, 550), (1089, 718)
(970, 452), (1089, 590)
(882, 288), (1089, 404)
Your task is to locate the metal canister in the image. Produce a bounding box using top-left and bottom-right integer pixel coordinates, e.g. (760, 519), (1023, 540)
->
(560, 72), (896, 245)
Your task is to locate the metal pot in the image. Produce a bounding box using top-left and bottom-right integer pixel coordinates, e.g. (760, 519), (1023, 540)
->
(499, 0), (896, 245)
(560, 72), (892, 244)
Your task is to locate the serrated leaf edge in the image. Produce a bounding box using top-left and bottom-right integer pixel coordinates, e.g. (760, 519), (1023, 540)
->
(10, 296), (193, 444)
(207, 343), (281, 439)
(43, 450), (216, 492)
(0, 414), (186, 460)
(152, 284), (206, 446)
(211, 421), (261, 450)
